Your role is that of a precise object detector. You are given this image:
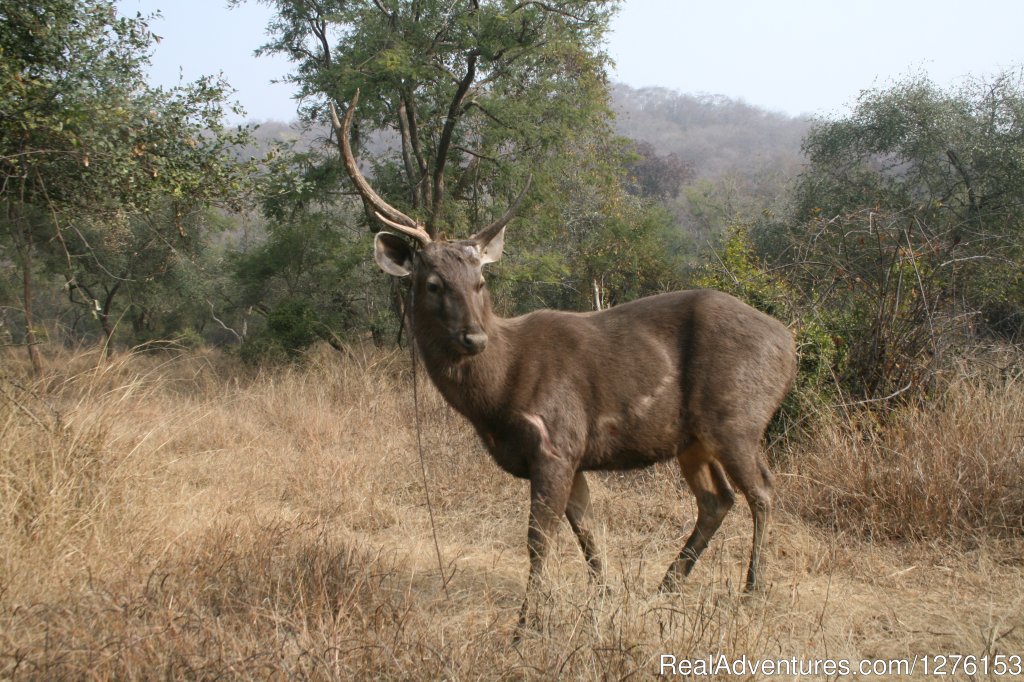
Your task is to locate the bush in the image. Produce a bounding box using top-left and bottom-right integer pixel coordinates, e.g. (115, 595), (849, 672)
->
(776, 209), (976, 401)
(240, 300), (321, 364)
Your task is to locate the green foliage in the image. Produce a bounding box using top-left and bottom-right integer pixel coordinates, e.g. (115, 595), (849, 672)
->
(229, 0), (682, 347)
(174, 328), (205, 350)
(267, 299), (318, 355)
(796, 70), (1024, 340)
(231, 143), (397, 360)
(677, 176), (771, 250)
(0, 0), (257, 357)
(693, 226), (789, 318)
(240, 299), (318, 363)
(239, 334), (288, 365)
(246, 0), (617, 231)
(728, 70), (1024, 405)
(1, 1), (253, 213)
(484, 130), (685, 314)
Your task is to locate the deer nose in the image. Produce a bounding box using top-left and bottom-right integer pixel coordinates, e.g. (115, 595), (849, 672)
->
(460, 329), (488, 354)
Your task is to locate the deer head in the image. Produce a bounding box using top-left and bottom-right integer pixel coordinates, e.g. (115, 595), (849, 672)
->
(331, 91), (530, 357)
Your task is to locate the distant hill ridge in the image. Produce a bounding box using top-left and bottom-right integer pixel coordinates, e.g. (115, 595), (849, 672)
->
(242, 83), (809, 183)
(610, 83), (808, 180)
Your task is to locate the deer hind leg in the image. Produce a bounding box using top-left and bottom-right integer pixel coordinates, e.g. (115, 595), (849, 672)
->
(714, 435), (774, 592)
(661, 441), (736, 592)
(565, 471), (604, 586)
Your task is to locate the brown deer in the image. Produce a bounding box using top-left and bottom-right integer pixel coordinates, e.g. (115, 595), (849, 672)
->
(332, 93), (797, 630)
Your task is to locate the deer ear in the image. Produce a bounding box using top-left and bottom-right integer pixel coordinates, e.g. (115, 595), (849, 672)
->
(477, 226), (505, 265)
(374, 232), (414, 277)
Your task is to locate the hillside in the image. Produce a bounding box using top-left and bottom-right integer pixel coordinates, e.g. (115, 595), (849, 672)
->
(240, 85), (810, 248)
(244, 84), (810, 185)
(611, 83), (809, 181)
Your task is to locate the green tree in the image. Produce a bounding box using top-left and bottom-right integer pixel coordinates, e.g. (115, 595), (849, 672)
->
(0, 0), (254, 368)
(244, 0), (617, 235)
(795, 70), (1024, 339)
(243, 1), (688, 323)
(232, 163), (382, 359)
(491, 131), (684, 313)
(227, 0), (682, 354)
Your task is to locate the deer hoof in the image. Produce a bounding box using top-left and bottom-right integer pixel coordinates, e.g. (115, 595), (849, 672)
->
(658, 573), (684, 594)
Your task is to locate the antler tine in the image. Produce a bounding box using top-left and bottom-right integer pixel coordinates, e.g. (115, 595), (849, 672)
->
(470, 175), (533, 245)
(374, 211), (432, 244)
(330, 90), (430, 245)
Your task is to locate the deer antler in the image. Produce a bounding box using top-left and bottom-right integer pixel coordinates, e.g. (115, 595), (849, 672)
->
(330, 90), (432, 246)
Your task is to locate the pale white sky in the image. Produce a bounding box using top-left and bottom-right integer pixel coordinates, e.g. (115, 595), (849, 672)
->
(117, 0), (1024, 122)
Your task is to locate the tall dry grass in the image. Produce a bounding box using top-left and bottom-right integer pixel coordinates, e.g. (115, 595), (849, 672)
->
(1, 344), (1022, 679)
(783, 367), (1024, 546)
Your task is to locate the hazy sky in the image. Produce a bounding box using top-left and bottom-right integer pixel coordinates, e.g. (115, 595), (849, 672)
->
(117, 0), (1024, 122)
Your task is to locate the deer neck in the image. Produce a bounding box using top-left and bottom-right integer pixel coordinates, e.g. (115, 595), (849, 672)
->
(411, 311), (511, 420)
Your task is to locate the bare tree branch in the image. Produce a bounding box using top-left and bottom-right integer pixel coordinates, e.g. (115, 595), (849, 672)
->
(508, 1), (596, 23)
(430, 49), (479, 232)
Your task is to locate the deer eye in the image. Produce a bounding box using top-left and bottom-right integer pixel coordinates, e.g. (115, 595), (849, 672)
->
(425, 279), (442, 294)
(475, 278), (485, 292)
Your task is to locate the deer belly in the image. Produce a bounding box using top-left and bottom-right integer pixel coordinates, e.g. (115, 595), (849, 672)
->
(582, 400), (682, 471)
(584, 438), (679, 470)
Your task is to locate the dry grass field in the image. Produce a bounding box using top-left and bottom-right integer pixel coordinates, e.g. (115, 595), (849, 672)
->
(1, 344), (1022, 680)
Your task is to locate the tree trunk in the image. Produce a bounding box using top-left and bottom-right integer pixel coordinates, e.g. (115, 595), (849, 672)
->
(20, 229), (44, 377)
(99, 282), (121, 358)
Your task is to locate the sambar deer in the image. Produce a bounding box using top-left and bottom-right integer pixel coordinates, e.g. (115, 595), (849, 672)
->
(332, 93), (797, 630)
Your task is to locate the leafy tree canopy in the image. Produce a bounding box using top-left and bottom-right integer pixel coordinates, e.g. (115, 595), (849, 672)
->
(225, 0), (684, 360)
(1, 0), (257, 366)
(241, 0), (617, 234)
(793, 70), (1024, 338)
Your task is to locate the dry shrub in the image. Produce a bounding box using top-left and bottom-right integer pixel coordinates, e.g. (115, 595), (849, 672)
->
(782, 368), (1024, 545)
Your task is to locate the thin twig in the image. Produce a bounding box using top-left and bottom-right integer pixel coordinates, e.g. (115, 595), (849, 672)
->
(409, 284), (450, 599)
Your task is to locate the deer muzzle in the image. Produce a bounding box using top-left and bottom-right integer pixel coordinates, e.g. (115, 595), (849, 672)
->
(458, 329), (488, 355)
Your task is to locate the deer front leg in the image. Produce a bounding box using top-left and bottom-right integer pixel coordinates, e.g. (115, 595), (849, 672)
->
(516, 450), (574, 637)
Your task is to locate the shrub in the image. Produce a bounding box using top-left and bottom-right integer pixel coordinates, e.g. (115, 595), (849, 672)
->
(240, 299), (320, 364)
(783, 367), (1024, 544)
